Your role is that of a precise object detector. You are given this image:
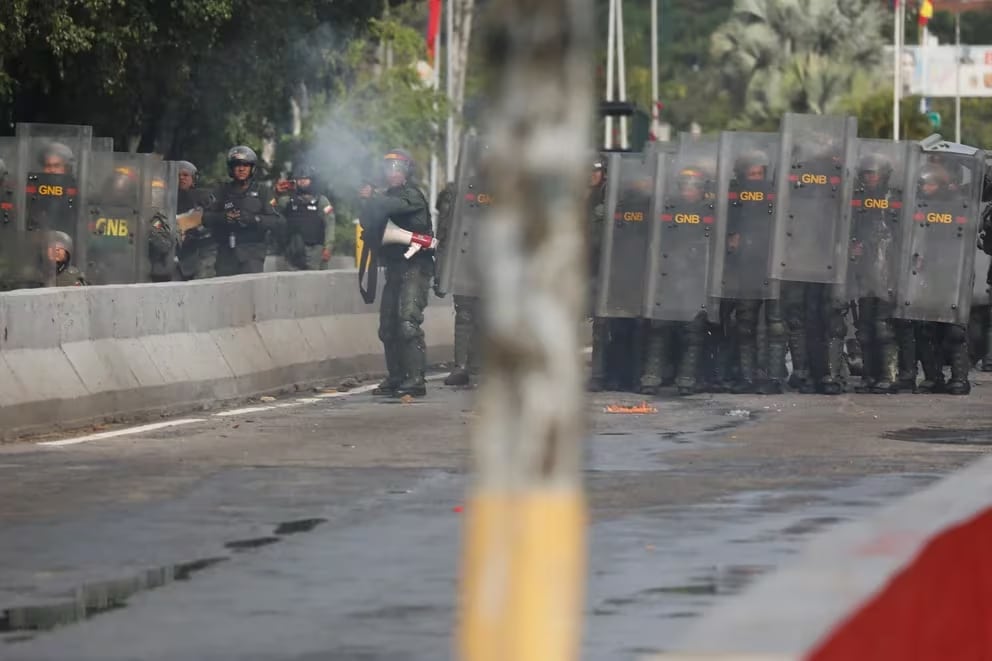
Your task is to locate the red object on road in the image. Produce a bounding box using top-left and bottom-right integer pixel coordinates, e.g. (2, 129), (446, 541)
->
(808, 507), (992, 660)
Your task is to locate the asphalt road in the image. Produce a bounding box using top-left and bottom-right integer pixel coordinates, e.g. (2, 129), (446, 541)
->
(1, 372), (991, 660)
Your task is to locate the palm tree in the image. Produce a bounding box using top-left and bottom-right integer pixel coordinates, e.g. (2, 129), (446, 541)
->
(711, 0), (886, 126)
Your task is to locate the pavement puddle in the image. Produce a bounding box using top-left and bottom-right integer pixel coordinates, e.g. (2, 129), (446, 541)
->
(1, 516), (329, 641)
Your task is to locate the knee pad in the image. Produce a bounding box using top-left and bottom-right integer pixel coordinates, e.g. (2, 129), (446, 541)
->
(398, 320), (423, 342)
(766, 321), (786, 340)
(874, 319), (895, 344)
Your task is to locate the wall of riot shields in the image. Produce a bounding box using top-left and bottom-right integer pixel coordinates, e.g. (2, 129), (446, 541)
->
(439, 117), (989, 395)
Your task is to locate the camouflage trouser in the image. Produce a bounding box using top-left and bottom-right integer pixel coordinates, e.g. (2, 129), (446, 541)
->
(178, 240), (217, 280)
(452, 295), (481, 372)
(590, 317), (642, 391)
(286, 243), (326, 271)
(783, 282), (847, 390)
(917, 321), (969, 388)
(734, 299), (786, 386)
(641, 313), (707, 392)
(967, 305), (992, 370)
(379, 256), (433, 384)
(855, 297), (898, 388)
(216, 243), (266, 276)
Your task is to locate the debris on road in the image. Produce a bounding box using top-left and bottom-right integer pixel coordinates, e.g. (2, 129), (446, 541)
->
(605, 402), (658, 414)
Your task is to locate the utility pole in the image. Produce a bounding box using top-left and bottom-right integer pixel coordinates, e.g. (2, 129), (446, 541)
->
(457, 0), (593, 658)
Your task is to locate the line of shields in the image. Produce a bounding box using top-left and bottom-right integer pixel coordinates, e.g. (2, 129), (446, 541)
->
(0, 123), (182, 290)
(436, 115), (988, 329)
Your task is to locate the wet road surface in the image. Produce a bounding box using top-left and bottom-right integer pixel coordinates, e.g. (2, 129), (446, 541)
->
(1, 373), (991, 659)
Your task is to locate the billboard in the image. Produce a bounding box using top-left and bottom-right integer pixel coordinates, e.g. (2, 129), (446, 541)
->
(900, 45), (992, 98)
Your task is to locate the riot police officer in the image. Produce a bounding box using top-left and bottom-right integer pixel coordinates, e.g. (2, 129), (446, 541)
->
(148, 176), (175, 283)
(434, 181), (481, 386)
(359, 149), (434, 398)
(915, 164), (971, 394)
(782, 136), (848, 395)
(849, 153), (900, 393)
(277, 164), (335, 271)
(48, 231), (87, 287)
(176, 160), (217, 280)
(588, 155), (611, 391)
(641, 166), (714, 396)
(205, 146), (284, 276)
(28, 142), (77, 236)
(723, 150), (787, 394)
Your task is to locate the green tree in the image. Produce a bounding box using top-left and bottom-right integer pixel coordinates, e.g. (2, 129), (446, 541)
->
(711, 0), (886, 126)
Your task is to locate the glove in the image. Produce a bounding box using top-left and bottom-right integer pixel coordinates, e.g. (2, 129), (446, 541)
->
(321, 248), (331, 262)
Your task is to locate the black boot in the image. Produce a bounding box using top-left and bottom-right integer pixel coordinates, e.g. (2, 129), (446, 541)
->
(870, 339), (899, 394)
(820, 338), (845, 395)
(374, 341), (403, 396)
(393, 340), (428, 398)
(947, 331), (971, 395)
(444, 367), (470, 386)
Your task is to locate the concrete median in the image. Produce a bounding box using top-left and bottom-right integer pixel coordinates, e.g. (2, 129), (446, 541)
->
(0, 269), (454, 441)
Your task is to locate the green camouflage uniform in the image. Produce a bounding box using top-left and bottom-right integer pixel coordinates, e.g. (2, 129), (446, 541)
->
(362, 182), (433, 395)
(205, 180), (284, 276)
(55, 263), (87, 287)
(277, 192), (335, 271)
(148, 213), (175, 282)
(177, 187), (217, 280)
(434, 182), (480, 385)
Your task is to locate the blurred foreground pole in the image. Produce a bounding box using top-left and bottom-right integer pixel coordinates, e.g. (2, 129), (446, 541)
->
(457, 0), (594, 659)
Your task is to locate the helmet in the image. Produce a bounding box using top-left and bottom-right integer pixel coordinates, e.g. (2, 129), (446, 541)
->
(918, 164), (951, 194)
(292, 164), (316, 180)
(858, 153), (892, 177)
(150, 177), (167, 208)
(227, 145), (258, 178)
(39, 142), (75, 171)
(292, 164), (317, 191)
(383, 148), (415, 178)
(176, 160), (198, 177)
(734, 150), (769, 181)
(47, 230), (73, 256)
(677, 166), (706, 189)
(107, 165), (139, 199)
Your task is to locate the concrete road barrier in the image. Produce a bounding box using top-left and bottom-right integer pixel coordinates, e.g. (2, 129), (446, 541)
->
(0, 269), (454, 441)
(649, 453), (992, 660)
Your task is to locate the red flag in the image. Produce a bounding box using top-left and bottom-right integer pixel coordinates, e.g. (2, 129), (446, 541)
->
(427, 0), (442, 62)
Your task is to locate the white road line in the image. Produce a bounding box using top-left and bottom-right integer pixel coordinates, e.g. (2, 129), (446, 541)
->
(37, 372), (455, 448)
(214, 406), (276, 417)
(316, 383), (380, 398)
(39, 419), (208, 447)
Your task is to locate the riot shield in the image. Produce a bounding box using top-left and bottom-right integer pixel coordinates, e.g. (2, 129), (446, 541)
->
(643, 133), (718, 321)
(709, 131), (780, 301)
(595, 150), (660, 318)
(436, 132), (490, 297)
(150, 160), (180, 280)
(93, 137), (115, 152)
(846, 139), (913, 303)
(0, 137), (53, 289)
(770, 113), (857, 284)
(894, 140), (985, 324)
(85, 152), (159, 284)
(973, 248), (991, 306)
(15, 123), (92, 250)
